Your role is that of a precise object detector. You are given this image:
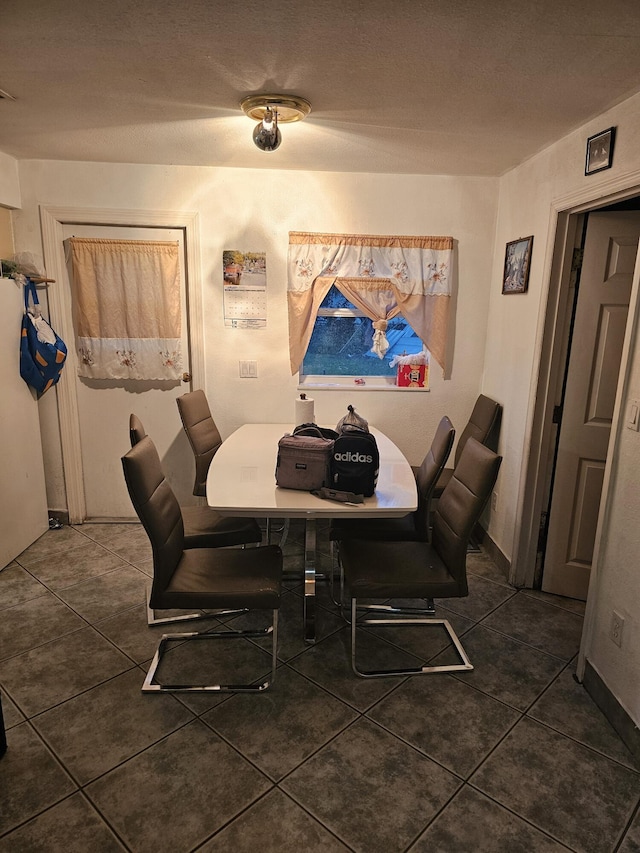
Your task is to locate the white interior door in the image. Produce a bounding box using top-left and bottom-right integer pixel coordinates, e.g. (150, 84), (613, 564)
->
(542, 212), (640, 599)
(62, 224), (193, 520)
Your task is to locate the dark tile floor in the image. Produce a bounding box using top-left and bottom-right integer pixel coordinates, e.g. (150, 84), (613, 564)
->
(1, 520), (639, 852)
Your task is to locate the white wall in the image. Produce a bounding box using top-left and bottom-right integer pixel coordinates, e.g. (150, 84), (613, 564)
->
(13, 163), (498, 512)
(0, 150), (21, 208)
(0, 276), (49, 567)
(0, 182), (48, 568)
(585, 292), (640, 724)
(485, 90), (640, 726)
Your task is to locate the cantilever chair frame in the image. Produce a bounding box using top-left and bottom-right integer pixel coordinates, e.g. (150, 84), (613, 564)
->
(144, 597), (247, 628)
(351, 606), (472, 676)
(340, 437), (502, 678)
(142, 617), (279, 694)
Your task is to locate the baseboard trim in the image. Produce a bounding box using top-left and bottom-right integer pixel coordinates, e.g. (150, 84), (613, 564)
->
(583, 660), (640, 762)
(474, 524), (511, 583)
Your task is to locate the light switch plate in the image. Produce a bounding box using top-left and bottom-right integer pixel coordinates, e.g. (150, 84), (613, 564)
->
(626, 400), (639, 431)
(239, 360), (258, 378)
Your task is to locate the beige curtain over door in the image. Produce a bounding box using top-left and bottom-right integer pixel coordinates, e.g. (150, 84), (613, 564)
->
(67, 237), (182, 380)
(287, 232), (453, 374)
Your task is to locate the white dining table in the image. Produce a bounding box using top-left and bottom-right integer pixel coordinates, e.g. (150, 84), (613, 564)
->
(206, 423), (417, 643)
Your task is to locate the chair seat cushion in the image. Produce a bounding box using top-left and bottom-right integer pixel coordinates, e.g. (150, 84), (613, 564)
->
(157, 544), (282, 610)
(182, 505), (262, 548)
(329, 512), (420, 543)
(339, 539), (464, 599)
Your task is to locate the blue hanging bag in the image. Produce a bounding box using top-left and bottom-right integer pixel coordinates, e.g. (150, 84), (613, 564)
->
(20, 277), (67, 397)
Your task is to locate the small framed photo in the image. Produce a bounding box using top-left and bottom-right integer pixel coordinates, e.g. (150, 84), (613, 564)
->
(585, 126), (616, 176)
(502, 236), (533, 295)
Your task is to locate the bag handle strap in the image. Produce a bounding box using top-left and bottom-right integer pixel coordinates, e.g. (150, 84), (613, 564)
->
(23, 277), (40, 313)
(339, 423), (369, 435)
(294, 423), (339, 440)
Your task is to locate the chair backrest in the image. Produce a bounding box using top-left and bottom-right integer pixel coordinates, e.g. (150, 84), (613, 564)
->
(121, 435), (184, 603)
(176, 390), (223, 497)
(433, 436), (502, 591)
(454, 394), (502, 467)
(129, 413), (147, 447)
(414, 415), (455, 538)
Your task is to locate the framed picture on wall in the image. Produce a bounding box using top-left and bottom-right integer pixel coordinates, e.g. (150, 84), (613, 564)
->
(585, 126), (616, 176)
(502, 235), (533, 294)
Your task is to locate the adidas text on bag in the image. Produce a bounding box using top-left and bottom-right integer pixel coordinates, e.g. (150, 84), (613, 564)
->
(330, 430), (379, 497)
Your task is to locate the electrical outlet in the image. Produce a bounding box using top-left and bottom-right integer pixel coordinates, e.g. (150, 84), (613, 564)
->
(491, 491), (498, 511)
(610, 611), (625, 647)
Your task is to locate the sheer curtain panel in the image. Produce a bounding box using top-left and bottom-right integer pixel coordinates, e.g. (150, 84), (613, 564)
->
(67, 237), (182, 380)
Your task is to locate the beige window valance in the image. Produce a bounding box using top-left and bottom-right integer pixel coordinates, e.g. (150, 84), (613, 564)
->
(67, 237), (182, 380)
(287, 231), (453, 375)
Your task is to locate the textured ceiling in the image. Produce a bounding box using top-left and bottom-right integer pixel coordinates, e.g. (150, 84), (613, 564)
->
(2, 0), (640, 176)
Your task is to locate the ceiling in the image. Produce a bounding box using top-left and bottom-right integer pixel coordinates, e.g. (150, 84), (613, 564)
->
(2, 0), (640, 177)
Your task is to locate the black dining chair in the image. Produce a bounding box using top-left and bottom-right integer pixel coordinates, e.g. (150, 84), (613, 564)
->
(122, 435), (282, 693)
(130, 414), (262, 626)
(175, 392), (286, 546)
(130, 414), (262, 548)
(176, 389), (223, 498)
(338, 437), (502, 678)
(432, 394), (501, 501)
(328, 415), (455, 607)
(329, 415), (455, 546)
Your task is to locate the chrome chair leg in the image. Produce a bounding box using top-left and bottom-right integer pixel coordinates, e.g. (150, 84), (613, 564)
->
(350, 598), (473, 678)
(328, 540), (344, 608)
(266, 518), (289, 548)
(279, 518), (290, 549)
(142, 610), (279, 693)
(146, 596), (202, 626)
(358, 598), (436, 616)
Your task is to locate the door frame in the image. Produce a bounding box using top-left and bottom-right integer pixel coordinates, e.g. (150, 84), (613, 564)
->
(511, 169), (640, 675)
(40, 205), (205, 523)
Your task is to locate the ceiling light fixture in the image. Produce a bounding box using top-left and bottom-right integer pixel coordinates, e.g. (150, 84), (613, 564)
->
(240, 94), (311, 152)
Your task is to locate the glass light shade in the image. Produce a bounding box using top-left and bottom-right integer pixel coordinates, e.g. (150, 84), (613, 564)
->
(252, 108), (281, 151)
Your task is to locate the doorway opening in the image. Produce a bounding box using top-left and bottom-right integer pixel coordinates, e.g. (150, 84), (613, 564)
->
(540, 206), (640, 599)
(512, 184), (640, 593)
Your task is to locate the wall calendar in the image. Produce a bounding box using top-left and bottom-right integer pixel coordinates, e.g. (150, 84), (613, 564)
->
(222, 250), (267, 329)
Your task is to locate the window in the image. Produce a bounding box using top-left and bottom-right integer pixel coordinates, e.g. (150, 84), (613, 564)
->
(287, 231), (452, 381)
(301, 286), (424, 378)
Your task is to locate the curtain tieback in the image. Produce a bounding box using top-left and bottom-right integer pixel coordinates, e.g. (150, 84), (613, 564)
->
(371, 318), (389, 359)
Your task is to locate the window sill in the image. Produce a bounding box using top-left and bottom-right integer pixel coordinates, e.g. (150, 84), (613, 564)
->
(298, 377), (429, 392)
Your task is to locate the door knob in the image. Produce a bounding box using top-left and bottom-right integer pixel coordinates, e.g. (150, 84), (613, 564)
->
(182, 372), (192, 383)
